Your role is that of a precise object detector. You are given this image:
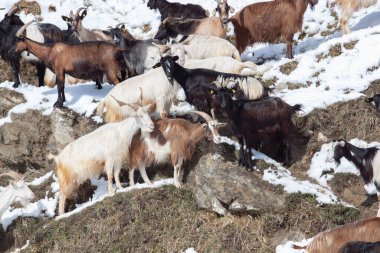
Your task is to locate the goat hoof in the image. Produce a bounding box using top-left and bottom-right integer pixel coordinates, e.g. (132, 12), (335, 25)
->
(54, 101), (64, 108)
(12, 83), (20, 88)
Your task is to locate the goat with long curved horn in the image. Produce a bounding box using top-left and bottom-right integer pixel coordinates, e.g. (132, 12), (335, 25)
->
(15, 19), (35, 38)
(75, 7), (87, 17)
(190, 110), (226, 144)
(6, 4), (19, 16)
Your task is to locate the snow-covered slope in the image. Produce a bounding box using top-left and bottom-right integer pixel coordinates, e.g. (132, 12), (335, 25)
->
(0, 0), (380, 251)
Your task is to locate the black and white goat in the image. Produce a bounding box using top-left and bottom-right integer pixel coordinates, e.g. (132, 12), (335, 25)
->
(331, 140), (380, 216)
(153, 55), (267, 113)
(0, 4), (67, 88)
(210, 86), (301, 169)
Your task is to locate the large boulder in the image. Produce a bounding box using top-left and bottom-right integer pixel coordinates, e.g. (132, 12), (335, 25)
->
(186, 141), (286, 215)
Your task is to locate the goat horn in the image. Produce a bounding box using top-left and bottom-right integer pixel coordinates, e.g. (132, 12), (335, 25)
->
(16, 20), (35, 38)
(116, 23), (125, 28)
(7, 4), (20, 16)
(76, 7), (87, 16)
(110, 95), (140, 111)
(0, 171), (23, 181)
(211, 109), (217, 120)
(191, 111), (213, 123)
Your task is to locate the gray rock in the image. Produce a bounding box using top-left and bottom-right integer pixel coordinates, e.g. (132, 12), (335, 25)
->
(186, 143), (286, 215)
(0, 88), (26, 118)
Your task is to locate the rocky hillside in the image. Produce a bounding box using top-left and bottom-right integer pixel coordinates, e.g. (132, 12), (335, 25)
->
(0, 0), (380, 252)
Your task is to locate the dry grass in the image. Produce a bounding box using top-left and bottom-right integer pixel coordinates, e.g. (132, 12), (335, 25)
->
(1, 187), (359, 253)
(279, 61), (298, 75)
(0, 59), (39, 86)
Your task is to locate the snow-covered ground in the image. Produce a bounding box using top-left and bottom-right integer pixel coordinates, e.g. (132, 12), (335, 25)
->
(1, 0), (380, 251)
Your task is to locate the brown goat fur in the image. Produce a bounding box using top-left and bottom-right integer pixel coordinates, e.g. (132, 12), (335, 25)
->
(229, 0), (318, 57)
(15, 37), (125, 108)
(128, 118), (215, 187)
(292, 217), (380, 253)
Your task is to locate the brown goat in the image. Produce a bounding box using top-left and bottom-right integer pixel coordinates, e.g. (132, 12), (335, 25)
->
(292, 217), (380, 253)
(127, 111), (224, 188)
(14, 21), (125, 108)
(229, 0), (318, 58)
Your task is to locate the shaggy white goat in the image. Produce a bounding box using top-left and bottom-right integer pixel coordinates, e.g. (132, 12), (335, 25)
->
(184, 56), (260, 76)
(156, 35), (241, 64)
(96, 67), (180, 123)
(49, 105), (154, 215)
(0, 171), (34, 218)
(337, 0), (377, 34)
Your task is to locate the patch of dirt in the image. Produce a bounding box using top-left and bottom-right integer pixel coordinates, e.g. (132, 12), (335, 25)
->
(343, 40), (358, 50)
(317, 44), (342, 62)
(0, 59), (40, 87)
(257, 76), (278, 88)
(16, 0), (41, 16)
(279, 61), (298, 75)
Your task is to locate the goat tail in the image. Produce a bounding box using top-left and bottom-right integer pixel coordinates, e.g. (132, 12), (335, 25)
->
(232, 50), (241, 61)
(47, 153), (57, 163)
(96, 100), (105, 117)
(101, 96), (123, 123)
(264, 86), (273, 96)
(291, 244), (307, 250)
(292, 104), (303, 112)
(365, 96), (374, 103)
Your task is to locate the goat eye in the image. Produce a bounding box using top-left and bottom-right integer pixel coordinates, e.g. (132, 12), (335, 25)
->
(209, 90), (214, 95)
(231, 89), (236, 94)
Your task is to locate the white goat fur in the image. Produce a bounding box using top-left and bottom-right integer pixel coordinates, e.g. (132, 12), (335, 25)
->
(214, 75), (266, 100)
(0, 180), (34, 218)
(49, 106), (154, 215)
(96, 67), (180, 123)
(157, 35), (241, 63)
(184, 57), (259, 76)
(337, 0), (377, 34)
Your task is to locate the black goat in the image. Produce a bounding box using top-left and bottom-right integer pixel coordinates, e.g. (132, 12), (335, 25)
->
(210, 87), (301, 169)
(331, 140), (380, 216)
(110, 25), (160, 77)
(366, 94), (380, 112)
(147, 0), (209, 21)
(0, 4), (68, 88)
(338, 241), (380, 253)
(153, 55), (268, 113)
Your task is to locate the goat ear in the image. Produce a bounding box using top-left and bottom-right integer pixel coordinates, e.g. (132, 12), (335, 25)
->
(172, 55), (179, 62)
(217, 122), (227, 127)
(80, 9), (87, 18)
(211, 9), (216, 16)
(152, 62), (161, 68)
(62, 15), (69, 21)
(230, 6), (235, 13)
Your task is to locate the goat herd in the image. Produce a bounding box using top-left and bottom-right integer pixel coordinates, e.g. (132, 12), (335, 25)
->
(1, 0), (380, 252)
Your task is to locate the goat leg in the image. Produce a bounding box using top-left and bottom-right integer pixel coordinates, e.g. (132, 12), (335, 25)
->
(238, 138), (246, 166)
(95, 78), (102, 90)
(283, 141), (292, 167)
(54, 82), (65, 108)
(11, 59), (21, 88)
(245, 147), (256, 171)
(36, 63), (45, 87)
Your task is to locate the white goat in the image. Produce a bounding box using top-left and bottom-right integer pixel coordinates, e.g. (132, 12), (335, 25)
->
(0, 171), (35, 219)
(337, 0), (377, 34)
(184, 57), (260, 76)
(48, 105), (154, 215)
(96, 67), (180, 123)
(156, 35), (241, 64)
